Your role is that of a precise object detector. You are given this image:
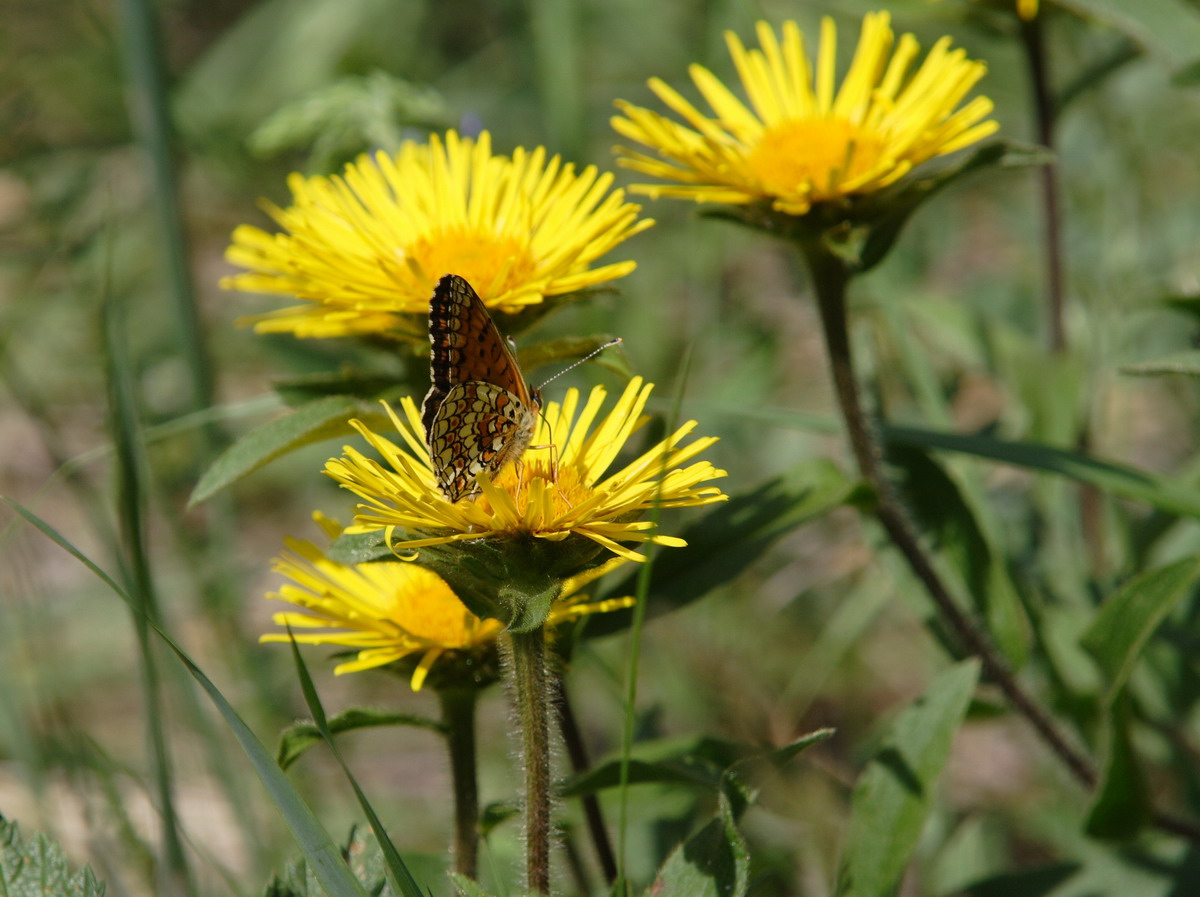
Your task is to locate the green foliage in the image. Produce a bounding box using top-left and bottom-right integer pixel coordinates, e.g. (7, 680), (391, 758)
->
(277, 708), (446, 771)
(247, 72), (452, 172)
(647, 792), (749, 897)
(837, 660), (981, 897)
(0, 819), (106, 897)
(189, 398), (393, 506)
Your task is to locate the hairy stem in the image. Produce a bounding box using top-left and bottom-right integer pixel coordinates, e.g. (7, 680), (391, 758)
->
(439, 687), (480, 879)
(509, 627), (552, 893)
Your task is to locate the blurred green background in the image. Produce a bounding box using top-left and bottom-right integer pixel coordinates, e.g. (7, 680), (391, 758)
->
(5, 0), (1200, 894)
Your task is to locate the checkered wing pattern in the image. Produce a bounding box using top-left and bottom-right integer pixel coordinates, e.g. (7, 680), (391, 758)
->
(422, 274), (540, 501)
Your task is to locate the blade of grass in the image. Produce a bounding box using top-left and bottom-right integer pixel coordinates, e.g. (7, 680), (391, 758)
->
(104, 296), (193, 897)
(285, 631), (429, 897)
(5, 499), (373, 897)
(115, 0), (213, 418)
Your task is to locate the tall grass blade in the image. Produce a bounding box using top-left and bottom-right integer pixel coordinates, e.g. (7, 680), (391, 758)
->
(285, 631), (429, 897)
(103, 297), (193, 897)
(4, 499), (373, 897)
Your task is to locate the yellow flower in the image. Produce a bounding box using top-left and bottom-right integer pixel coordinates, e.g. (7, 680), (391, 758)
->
(611, 13), (998, 216)
(261, 515), (635, 689)
(223, 130), (653, 338)
(1017, 0), (1039, 20)
(324, 377), (728, 564)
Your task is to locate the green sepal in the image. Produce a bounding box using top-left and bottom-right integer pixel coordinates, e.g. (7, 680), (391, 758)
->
(408, 531), (610, 632)
(702, 141), (1049, 275)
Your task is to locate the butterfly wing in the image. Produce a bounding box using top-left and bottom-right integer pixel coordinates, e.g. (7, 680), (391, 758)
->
(423, 274), (540, 501)
(423, 274), (532, 435)
(427, 381), (537, 501)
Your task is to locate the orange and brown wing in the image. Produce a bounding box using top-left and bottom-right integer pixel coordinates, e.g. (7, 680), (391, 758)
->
(423, 274), (532, 435)
(422, 274), (540, 501)
(426, 381), (538, 501)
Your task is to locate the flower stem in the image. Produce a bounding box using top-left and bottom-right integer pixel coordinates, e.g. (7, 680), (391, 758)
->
(509, 626), (553, 894)
(1018, 13), (1066, 355)
(554, 675), (617, 884)
(803, 245), (1098, 789)
(438, 687), (480, 879)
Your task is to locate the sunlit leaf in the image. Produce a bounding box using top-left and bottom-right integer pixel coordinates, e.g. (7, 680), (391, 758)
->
(189, 397), (391, 506)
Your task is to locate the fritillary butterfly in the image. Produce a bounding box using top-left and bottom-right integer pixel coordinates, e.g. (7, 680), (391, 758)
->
(422, 274), (542, 502)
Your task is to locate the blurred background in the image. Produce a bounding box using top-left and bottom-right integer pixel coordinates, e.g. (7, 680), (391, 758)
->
(4, 0), (1200, 894)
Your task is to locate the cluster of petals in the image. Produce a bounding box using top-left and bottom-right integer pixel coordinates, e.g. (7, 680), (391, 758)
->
(324, 378), (728, 563)
(612, 13), (997, 215)
(223, 130), (652, 337)
(262, 516), (634, 688)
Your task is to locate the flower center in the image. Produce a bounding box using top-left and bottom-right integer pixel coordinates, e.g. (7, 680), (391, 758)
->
(386, 565), (499, 647)
(410, 228), (538, 299)
(746, 117), (887, 199)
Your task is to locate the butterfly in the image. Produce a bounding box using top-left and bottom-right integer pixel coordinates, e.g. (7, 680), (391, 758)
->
(422, 274), (542, 502)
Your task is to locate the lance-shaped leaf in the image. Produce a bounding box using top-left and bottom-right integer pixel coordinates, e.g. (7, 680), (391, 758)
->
(1080, 556), (1200, 704)
(277, 708), (446, 770)
(837, 660), (980, 897)
(189, 397), (391, 506)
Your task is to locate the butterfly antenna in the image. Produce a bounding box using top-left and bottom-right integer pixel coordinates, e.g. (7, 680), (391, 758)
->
(534, 337), (623, 392)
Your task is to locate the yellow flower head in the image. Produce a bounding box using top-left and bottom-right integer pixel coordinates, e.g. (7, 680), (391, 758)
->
(262, 516), (635, 690)
(611, 13), (998, 215)
(324, 377), (728, 564)
(223, 130), (654, 338)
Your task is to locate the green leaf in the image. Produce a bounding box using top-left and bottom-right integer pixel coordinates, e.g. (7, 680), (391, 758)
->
(837, 660), (980, 897)
(517, 334), (633, 381)
(1080, 556), (1200, 703)
(277, 708), (446, 770)
(189, 396), (391, 506)
(1121, 350), (1200, 377)
(0, 818), (106, 897)
(884, 424), (1200, 517)
(6, 500), (373, 897)
(889, 445), (1030, 668)
(586, 459), (862, 638)
(1084, 695), (1152, 839)
(562, 730), (833, 804)
(272, 370), (416, 406)
(647, 791), (750, 897)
